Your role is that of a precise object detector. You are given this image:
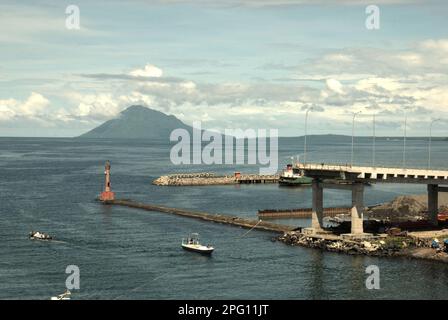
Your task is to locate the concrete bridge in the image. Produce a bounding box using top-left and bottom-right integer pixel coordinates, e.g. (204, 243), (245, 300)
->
(296, 163), (448, 238)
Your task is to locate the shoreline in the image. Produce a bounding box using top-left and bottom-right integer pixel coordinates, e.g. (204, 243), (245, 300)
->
(278, 231), (448, 263)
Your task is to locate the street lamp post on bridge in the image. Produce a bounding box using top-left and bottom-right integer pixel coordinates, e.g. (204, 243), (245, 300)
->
(351, 111), (362, 167)
(303, 107), (313, 164)
(372, 113), (376, 167)
(403, 111), (407, 168)
(428, 118), (441, 170)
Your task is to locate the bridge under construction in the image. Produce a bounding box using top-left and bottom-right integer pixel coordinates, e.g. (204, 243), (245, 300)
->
(296, 163), (448, 238)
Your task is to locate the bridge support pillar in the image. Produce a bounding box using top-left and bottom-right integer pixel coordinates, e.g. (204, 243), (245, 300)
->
(351, 183), (364, 234)
(311, 179), (324, 232)
(428, 184), (438, 226)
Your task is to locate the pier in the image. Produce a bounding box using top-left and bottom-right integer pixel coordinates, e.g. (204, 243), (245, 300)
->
(106, 199), (294, 233)
(153, 172), (279, 186)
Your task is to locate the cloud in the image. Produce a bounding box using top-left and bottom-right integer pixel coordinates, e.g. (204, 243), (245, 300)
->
(129, 64), (163, 78)
(420, 39), (448, 52)
(80, 73), (184, 83)
(267, 38), (448, 123)
(62, 38), (448, 134)
(3, 36), (448, 136)
(66, 40), (448, 133)
(72, 93), (122, 120)
(20, 92), (50, 116)
(354, 77), (403, 93)
(79, 63), (186, 83)
(271, 39), (448, 81)
(0, 98), (17, 121)
(326, 79), (345, 95)
(0, 92), (49, 121)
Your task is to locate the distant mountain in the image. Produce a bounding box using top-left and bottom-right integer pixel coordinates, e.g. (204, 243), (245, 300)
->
(77, 105), (192, 139)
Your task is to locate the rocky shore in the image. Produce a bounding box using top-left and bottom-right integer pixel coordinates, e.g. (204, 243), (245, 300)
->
(279, 232), (400, 257)
(278, 231), (448, 263)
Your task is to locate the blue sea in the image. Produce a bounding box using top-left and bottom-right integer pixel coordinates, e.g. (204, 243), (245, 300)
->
(1, 136), (448, 299)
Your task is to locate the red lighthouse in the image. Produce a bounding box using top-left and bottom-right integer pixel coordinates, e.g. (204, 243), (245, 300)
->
(100, 160), (115, 201)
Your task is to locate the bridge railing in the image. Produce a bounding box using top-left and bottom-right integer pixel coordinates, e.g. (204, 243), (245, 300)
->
(296, 162), (448, 174)
(296, 160), (448, 172)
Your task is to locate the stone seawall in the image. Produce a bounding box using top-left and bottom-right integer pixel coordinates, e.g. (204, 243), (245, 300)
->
(153, 172), (279, 186)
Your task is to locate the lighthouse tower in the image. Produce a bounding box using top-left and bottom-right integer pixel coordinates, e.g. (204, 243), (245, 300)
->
(100, 160), (115, 201)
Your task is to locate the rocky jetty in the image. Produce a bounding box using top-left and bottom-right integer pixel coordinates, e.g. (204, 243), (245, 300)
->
(153, 172), (279, 186)
(153, 173), (236, 186)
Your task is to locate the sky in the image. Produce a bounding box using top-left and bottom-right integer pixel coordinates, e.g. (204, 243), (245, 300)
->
(0, 0), (448, 137)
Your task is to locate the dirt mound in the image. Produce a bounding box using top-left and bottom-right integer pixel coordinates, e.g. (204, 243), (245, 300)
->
(369, 195), (427, 220)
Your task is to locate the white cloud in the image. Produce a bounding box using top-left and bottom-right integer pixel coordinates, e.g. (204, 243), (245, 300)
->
(3, 37), (448, 136)
(129, 64), (163, 78)
(73, 93), (121, 120)
(119, 91), (156, 107)
(420, 39), (448, 52)
(60, 38), (448, 134)
(396, 53), (422, 66)
(180, 81), (197, 92)
(0, 98), (17, 121)
(323, 54), (353, 63)
(0, 92), (49, 121)
(326, 79), (345, 95)
(355, 77), (403, 92)
(20, 92), (49, 116)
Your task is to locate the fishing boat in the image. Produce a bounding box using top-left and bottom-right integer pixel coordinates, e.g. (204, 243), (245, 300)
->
(182, 233), (214, 254)
(50, 289), (71, 300)
(278, 164), (313, 186)
(29, 231), (52, 241)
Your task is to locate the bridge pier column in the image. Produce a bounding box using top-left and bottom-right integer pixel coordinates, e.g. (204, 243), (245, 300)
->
(428, 184), (438, 226)
(351, 183), (364, 234)
(311, 179), (324, 232)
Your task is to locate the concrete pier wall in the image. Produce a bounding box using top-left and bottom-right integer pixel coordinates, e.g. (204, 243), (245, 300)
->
(106, 199), (294, 233)
(258, 207), (350, 218)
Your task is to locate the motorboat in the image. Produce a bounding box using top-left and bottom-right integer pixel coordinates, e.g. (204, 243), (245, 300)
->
(51, 289), (71, 300)
(182, 233), (214, 254)
(29, 231), (52, 241)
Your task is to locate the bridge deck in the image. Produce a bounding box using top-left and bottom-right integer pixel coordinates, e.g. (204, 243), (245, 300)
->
(297, 163), (448, 184)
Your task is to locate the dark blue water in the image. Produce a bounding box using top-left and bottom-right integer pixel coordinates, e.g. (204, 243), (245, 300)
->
(1, 137), (448, 299)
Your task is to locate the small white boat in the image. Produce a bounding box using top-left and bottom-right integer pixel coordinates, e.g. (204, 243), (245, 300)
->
(182, 233), (214, 254)
(29, 231), (52, 241)
(51, 289), (71, 300)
